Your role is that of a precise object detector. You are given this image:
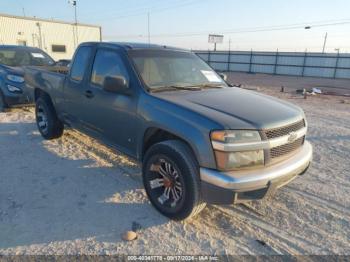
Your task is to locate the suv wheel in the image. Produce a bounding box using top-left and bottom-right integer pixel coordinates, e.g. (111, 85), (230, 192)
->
(35, 97), (64, 139)
(143, 140), (206, 220)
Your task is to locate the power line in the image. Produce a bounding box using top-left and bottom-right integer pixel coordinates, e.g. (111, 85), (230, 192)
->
(105, 19), (350, 39)
(93, 0), (202, 21)
(78, 0), (161, 17)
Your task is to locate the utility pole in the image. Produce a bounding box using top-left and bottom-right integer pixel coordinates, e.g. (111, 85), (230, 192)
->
(73, 1), (78, 47)
(304, 26), (328, 53)
(147, 12), (151, 45)
(229, 38), (231, 52)
(69, 0), (78, 48)
(322, 32), (328, 53)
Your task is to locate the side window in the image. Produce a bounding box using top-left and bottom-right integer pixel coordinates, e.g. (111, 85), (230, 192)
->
(90, 49), (129, 87)
(70, 46), (92, 82)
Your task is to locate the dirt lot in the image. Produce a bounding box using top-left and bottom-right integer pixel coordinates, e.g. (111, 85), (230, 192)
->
(0, 76), (349, 255)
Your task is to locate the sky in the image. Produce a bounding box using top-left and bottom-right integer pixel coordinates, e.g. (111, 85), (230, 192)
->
(1, 0), (350, 52)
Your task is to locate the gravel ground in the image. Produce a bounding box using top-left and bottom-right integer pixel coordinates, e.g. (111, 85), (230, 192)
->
(0, 82), (349, 255)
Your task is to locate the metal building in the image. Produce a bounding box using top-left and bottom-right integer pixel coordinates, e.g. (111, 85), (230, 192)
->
(0, 13), (101, 60)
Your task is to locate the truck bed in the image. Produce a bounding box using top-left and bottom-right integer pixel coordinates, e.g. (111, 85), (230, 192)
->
(24, 66), (67, 104)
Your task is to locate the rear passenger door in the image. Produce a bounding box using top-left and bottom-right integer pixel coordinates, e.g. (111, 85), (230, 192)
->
(81, 48), (139, 156)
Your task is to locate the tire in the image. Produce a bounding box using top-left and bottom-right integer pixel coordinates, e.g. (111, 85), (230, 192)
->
(0, 92), (7, 112)
(35, 97), (64, 140)
(142, 140), (206, 220)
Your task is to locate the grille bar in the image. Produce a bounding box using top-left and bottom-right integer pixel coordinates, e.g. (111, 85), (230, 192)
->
(264, 119), (305, 139)
(270, 136), (305, 159)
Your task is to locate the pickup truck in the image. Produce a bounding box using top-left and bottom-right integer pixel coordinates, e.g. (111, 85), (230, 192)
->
(0, 45), (56, 111)
(25, 42), (313, 220)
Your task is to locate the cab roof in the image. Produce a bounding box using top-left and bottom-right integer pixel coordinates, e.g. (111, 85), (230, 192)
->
(0, 45), (43, 51)
(82, 42), (189, 52)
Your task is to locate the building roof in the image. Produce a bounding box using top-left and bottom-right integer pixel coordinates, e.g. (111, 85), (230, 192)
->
(0, 12), (100, 28)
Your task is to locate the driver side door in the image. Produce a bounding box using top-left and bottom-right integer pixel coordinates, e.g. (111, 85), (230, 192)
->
(80, 48), (139, 156)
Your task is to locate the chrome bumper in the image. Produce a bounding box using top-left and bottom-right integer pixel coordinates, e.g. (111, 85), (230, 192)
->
(200, 141), (312, 191)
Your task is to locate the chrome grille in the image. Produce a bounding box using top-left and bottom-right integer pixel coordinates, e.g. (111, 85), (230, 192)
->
(270, 137), (304, 159)
(264, 119), (305, 139)
(263, 119), (306, 162)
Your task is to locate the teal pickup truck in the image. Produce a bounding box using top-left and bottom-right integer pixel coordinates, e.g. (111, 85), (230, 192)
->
(25, 42), (312, 220)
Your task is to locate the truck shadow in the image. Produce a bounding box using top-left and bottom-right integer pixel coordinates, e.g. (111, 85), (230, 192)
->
(0, 121), (168, 249)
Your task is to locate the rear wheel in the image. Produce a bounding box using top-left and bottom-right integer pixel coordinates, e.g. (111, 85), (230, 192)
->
(143, 140), (206, 220)
(35, 97), (64, 139)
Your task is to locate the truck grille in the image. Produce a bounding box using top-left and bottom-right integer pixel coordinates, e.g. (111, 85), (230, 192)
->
(264, 119), (305, 139)
(263, 119), (306, 162)
(270, 136), (305, 158)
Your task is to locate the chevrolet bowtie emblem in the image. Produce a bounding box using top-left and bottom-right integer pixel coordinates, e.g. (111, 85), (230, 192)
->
(288, 132), (298, 142)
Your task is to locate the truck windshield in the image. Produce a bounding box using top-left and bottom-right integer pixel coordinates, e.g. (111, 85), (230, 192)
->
(129, 49), (227, 90)
(0, 48), (55, 67)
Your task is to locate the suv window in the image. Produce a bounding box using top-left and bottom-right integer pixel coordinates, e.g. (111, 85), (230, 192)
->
(70, 46), (92, 82)
(91, 49), (129, 87)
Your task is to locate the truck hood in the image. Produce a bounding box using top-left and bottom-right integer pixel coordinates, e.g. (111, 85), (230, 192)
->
(153, 87), (304, 130)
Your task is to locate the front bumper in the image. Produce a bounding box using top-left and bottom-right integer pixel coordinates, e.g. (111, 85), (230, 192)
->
(1, 84), (32, 107)
(200, 141), (312, 204)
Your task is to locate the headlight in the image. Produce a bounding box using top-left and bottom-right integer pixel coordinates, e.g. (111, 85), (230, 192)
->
(7, 85), (22, 93)
(211, 130), (261, 143)
(214, 150), (264, 170)
(211, 130), (264, 170)
(7, 74), (24, 83)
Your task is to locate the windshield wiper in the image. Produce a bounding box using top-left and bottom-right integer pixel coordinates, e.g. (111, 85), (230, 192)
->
(149, 85), (202, 93)
(149, 83), (227, 93)
(189, 83), (226, 89)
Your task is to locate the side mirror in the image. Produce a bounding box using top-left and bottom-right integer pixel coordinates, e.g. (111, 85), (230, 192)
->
(103, 75), (129, 94)
(218, 73), (228, 81)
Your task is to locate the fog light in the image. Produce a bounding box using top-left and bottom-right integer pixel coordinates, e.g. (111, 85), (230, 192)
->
(7, 85), (22, 93)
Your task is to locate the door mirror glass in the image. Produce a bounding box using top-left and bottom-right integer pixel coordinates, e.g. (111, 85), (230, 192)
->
(103, 75), (128, 93)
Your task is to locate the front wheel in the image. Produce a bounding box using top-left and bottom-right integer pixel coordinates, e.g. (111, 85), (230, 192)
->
(35, 97), (64, 140)
(143, 140), (206, 220)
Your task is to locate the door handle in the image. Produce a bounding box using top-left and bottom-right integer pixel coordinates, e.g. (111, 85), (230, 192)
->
(85, 90), (94, 98)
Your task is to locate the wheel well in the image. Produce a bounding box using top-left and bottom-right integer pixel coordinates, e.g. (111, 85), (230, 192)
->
(34, 88), (47, 101)
(142, 128), (197, 162)
(34, 88), (57, 114)
(34, 88), (54, 105)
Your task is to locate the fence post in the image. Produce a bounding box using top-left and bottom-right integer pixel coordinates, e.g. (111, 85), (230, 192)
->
(248, 49), (253, 73)
(301, 50), (307, 77)
(208, 50), (211, 67)
(227, 50), (231, 72)
(274, 49), (279, 75)
(333, 51), (340, 79)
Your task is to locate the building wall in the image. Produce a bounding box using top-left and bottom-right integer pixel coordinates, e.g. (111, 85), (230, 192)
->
(196, 50), (350, 79)
(0, 14), (101, 60)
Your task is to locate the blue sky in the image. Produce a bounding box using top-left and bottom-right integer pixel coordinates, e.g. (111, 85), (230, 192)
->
(1, 0), (350, 52)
